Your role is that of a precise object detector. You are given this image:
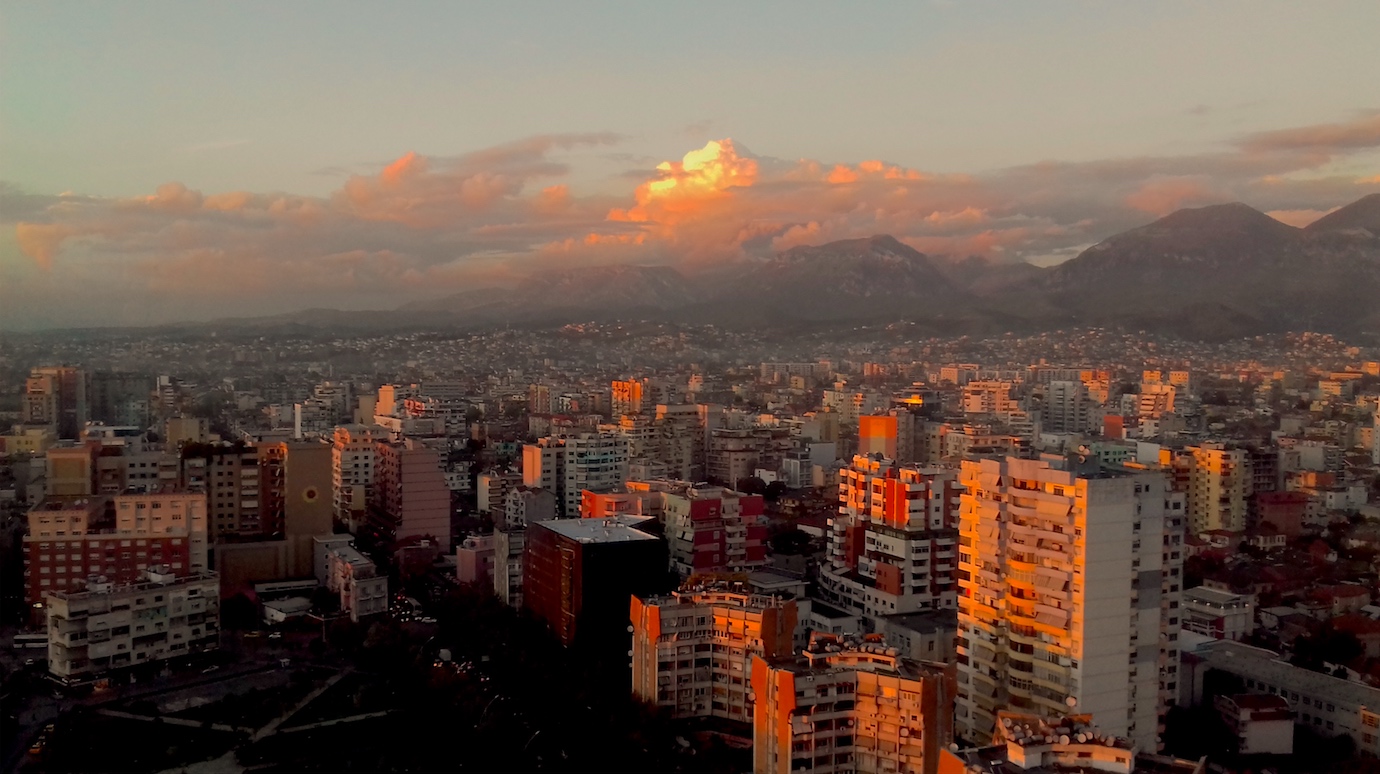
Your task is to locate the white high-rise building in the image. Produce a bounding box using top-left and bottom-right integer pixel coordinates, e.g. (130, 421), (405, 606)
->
(1041, 381), (1091, 434)
(956, 455), (1184, 752)
(522, 432), (628, 517)
(331, 424), (387, 532)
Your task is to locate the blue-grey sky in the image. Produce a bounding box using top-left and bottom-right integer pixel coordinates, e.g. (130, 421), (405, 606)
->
(3, 1), (1380, 327)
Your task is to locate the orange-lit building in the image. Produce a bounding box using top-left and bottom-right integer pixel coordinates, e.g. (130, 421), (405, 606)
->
(820, 455), (961, 621)
(331, 424), (388, 532)
(580, 488), (659, 519)
(661, 484), (767, 576)
(631, 581), (797, 721)
(751, 633), (955, 774)
(956, 456), (1183, 752)
(858, 415), (898, 459)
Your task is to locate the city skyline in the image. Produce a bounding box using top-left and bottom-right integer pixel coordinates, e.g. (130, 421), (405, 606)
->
(4, 2), (1380, 327)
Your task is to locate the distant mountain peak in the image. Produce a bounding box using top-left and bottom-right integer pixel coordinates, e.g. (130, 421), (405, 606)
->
(1304, 192), (1380, 235)
(777, 233), (926, 264)
(1149, 202), (1297, 234)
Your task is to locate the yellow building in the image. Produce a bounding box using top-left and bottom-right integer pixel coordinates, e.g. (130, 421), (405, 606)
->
(1180, 444), (1248, 533)
(751, 633), (954, 774)
(956, 456), (1183, 752)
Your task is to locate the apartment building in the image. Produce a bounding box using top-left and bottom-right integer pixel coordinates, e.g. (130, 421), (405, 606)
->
(1180, 443), (1249, 533)
(46, 568), (220, 683)
(522, 433), (629, 518)
(1182, 587), (1255, 641)
(524, 516), (665, 647)
(631, 582), (797, 721)
(24, 489), (210, 610)
(750, 633), (954, 774)
(371, 439), (451, 551)
(819, 455), (961, 622)
(661, 484), (768, 577)
(180, 443), (261, 539)
(320, 542), (388, 622)
(332, 424), (387, 531)
(956, 455), (1184, 752)
(1040, 381), (1092, 434)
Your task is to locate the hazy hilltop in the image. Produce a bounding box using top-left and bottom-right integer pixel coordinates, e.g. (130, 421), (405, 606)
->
(106, 193), (1380, 340)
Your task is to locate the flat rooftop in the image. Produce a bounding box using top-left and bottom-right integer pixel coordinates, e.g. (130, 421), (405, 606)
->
(544, 516), (657, 544)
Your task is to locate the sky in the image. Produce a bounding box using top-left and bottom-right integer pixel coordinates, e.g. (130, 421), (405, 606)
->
(3, 1), (1380, 329)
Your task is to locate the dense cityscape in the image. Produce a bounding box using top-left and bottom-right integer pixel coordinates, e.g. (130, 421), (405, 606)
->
(6, 4), (1380, 773)
(1, 322), (1379, 772)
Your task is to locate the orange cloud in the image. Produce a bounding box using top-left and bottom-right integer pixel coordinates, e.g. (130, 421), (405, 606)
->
(15, 223), (74, 270)
(826, 165), (858, 184)
(608, 139), (757, 224)
(14, 119), (1380, 326)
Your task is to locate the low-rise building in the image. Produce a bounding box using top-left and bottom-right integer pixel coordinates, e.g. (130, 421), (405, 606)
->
(46, 568), (220, 683)
(455, 533), (495, 585)
(1215, 694), (1293, 756)
(1182, 587), (1256, 642)
(1182, 639), (1380, 758)
(943, 710), (1206, 773)
(321, 542), (388, 622)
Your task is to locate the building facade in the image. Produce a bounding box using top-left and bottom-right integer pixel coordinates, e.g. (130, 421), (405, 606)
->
(524, 516), (665, 647)
(46, 568), (219, 682)
(661, 484), (768, 577)
(371, 439), (451, 551)
(631, 583), (797, 721)
(750, 634), (954, 774)
(956, 455), (1184, 751)
(24, 490), (209, 609)
(820, 455), (961, 622)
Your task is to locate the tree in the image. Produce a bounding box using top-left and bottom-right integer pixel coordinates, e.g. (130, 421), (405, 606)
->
(735, 476), (767, 495)
(1291, 626), (1364, 672)
(764, 480), (788, 501)
(221, 594), (258, 631)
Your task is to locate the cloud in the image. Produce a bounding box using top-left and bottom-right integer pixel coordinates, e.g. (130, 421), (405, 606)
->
(8, 118), (1380, 327)
(1124, 177), (1225, 216)
(1239, 112), (1380, 155)
(14, 223), (74, 270)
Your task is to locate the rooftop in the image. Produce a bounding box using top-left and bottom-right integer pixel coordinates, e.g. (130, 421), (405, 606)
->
(543, 515), (658, 544)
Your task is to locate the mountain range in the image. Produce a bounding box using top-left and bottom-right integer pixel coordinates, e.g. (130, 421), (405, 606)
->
(202, 192), (1380, 339)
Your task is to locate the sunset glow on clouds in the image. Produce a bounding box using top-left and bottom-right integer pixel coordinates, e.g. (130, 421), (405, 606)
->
(5, 113), (1380, 326)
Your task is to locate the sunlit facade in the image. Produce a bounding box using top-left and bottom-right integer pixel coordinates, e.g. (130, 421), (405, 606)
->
(820, 455), (961, 621)
(631, 582), (797, 721)
(750, 633), (954, 774)
(956, 456), (1183, 752)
